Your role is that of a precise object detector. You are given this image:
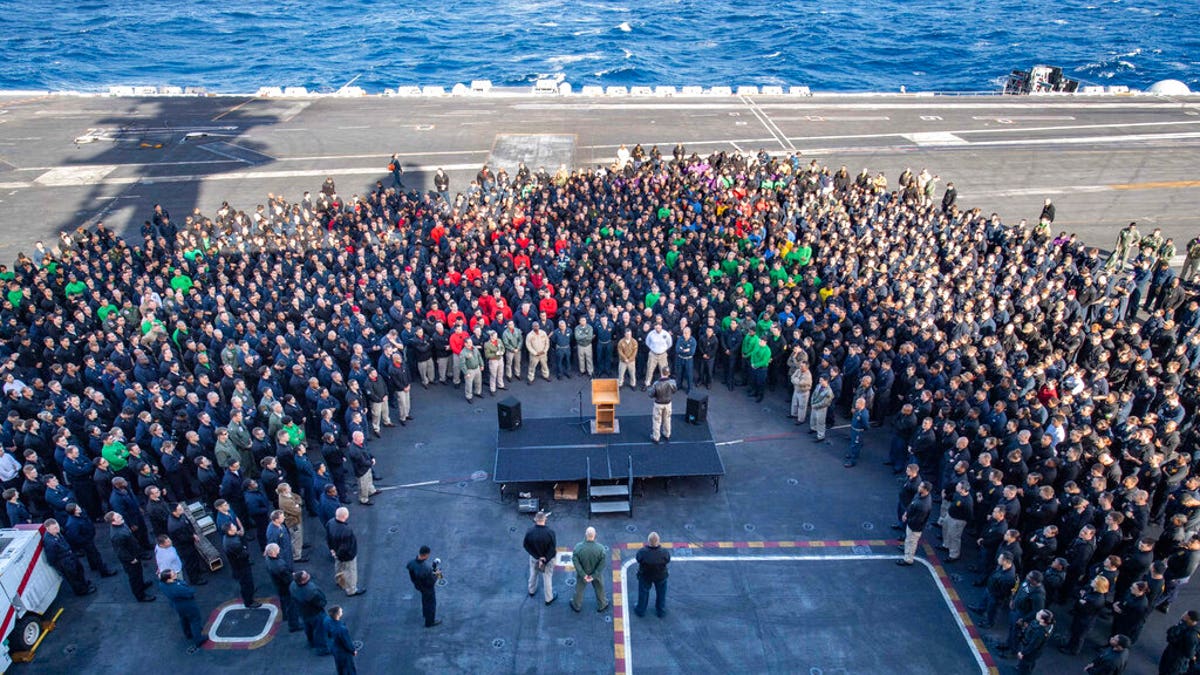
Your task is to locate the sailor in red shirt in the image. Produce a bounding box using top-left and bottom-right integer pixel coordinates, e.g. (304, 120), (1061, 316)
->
(448, 325), (469, 385)
(425, 303), (447, 327)
(538, 289), (558, 320)
(491, 294), (512, 324)
(445, 302), (467, 328)
(478, 292), (497, 321)
(468, 309), (489, 334)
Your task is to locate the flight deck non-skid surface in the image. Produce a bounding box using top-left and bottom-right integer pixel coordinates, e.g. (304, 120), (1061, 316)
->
(623, 554), (983, 674)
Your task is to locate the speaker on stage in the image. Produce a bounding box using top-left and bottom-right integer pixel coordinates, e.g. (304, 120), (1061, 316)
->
(686, 392), (708, 425)
(498, 397), (522, 430)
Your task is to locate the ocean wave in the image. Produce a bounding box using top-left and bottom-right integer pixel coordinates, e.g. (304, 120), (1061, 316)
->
(547, 52), (606, 65)
(617, 22), (632, 32)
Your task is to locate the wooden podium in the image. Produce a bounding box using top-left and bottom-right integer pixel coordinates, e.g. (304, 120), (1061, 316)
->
(590, 379), (620, 434)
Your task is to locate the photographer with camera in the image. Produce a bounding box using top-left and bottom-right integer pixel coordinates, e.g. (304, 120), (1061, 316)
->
(407, 545), (441, 627)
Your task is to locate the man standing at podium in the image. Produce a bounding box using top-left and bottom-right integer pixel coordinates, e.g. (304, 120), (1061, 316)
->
(649, 367), (677, 444)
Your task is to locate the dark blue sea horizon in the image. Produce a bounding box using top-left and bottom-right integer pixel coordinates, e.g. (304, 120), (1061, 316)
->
(1, 0), (1197, 94)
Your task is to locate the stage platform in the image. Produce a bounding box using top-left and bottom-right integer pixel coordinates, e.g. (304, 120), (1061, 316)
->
(493, 414), (725, 487)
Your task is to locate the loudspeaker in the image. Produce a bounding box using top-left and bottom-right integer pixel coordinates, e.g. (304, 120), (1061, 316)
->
(498, 397), (522, 430)
(686, 392), (708, 425)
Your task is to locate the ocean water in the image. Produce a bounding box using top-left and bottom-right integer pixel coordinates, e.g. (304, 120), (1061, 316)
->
(1, 0), (1197, 93)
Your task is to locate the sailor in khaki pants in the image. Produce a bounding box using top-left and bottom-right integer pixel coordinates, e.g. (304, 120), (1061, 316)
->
(525, 322), (550, 383)
(617, 329), (638, 389)
(502, 321), (523, 380)
(643, 324), (673, 389)
(648, 368), (677, 443)
(484, 331), (506, 393)
(459, 338), (484, 402)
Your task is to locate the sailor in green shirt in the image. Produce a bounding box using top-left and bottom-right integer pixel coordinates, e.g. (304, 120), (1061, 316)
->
(170, 269), (194, 293)
(102, 436), (130, 472)
(97, 302), (119, 322)
(721, 257), (740, 276)
(748, 336), (773, 402)
(501, 322), (524, 380)
(794, 243), (813, 267)
(64, 279), (87, 298)
(6, 286), (25, 309)
(573, 317), (594, 376)
(570, 527), (609, 613)
(459, 337), (484, 402)
(644, 288), (661, 309)
(483, 330), (507, 393)
(281, 419), (306, 447)
(769, 262), (787, 286)
(665, 249), (680, 270)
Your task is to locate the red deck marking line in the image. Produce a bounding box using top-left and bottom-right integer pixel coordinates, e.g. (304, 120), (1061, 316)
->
(922, 543), (999, 674)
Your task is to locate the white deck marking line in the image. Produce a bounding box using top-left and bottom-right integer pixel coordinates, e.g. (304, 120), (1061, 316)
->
(747, 97), (797, 150)
(54, 161), (486, 187)
(739, 96), (791, 151)
(620, 554), (987, 675)
(34, 165), (119, 187)
(903, 132), (969, 146)
(374, 480), (438, 492)
(195, 143), (252, 164)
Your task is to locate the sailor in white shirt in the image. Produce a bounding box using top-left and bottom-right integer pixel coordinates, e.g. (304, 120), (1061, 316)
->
(643, 323), (673, 389)
(155, 535), (184, 578)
